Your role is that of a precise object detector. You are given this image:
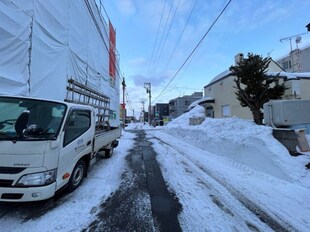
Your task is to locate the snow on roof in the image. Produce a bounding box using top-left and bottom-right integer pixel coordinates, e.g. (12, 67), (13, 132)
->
(276, 43), (310, 61)
(206, 69), (231, 87)
(206, 70), (310, 88)
(268, 71), (310, 79)
(188, 97), (215, 110)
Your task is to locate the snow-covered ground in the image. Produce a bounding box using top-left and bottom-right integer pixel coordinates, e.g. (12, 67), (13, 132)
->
(1, 105), (309, 231)
(146, 106), (310, 231)
(0, 132), (136, 232)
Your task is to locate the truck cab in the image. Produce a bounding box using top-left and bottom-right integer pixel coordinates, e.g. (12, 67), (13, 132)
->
(0, 96), (107, 201)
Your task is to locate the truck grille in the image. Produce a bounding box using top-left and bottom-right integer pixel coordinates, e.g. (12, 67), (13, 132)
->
(0, 167), (26, 174)
(0, 179), (14, 187)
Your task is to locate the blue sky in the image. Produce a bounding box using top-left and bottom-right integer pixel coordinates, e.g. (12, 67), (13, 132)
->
(103, 0), (310, 118)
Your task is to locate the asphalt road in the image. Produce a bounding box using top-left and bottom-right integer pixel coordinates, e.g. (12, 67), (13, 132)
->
(0, 130), (182, 231)
(84, 130), (182, 232)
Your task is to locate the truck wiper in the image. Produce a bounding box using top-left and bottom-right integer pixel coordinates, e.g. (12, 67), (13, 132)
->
(22, 131), (57, 141)
(0, 132), (20, 140)
(0, 132), (8, 138)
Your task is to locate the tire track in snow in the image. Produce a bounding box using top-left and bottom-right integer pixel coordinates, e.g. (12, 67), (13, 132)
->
(152, 136), (297, 232)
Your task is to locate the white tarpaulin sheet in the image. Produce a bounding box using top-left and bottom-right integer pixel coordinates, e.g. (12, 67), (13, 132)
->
(0, 0), (31, 96)
(0, 0), (120, 125)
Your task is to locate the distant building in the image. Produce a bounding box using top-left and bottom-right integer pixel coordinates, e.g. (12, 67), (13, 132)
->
(169, 92), (203, 118)
(276, 45), (310, 73)
(143, 112), (148, 123)
(153, 103), (169, 121)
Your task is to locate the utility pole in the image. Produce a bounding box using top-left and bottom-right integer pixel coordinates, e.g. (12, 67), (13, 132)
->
(140, 99), (145, 123)
(144, 82), (151, 125)
(122, 77), (126, 128)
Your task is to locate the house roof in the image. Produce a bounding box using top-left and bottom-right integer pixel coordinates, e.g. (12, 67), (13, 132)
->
(204, 70), (231, 88)
(276, 43), (310, 61)
(266, 72), (310, 79)
(204, 70), (310, 88)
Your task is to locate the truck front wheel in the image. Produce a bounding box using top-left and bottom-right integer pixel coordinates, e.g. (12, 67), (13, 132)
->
(68, 160), (86, 192)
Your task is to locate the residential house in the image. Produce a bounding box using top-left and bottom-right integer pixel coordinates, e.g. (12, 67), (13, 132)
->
(201, 54), (310, 120)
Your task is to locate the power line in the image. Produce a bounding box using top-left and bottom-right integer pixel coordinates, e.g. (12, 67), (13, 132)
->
(159, 0), (199, 82)
(125, 91), (133, 111)
(151, 0), (181, 78)
(149, 0), (175, 78)
(154, 0), (232, 102)
(147, 0), (167, 78)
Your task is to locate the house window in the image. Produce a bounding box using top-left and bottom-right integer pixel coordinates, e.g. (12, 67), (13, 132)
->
(282, 60), (291, 70)
(222, 105), (230, 117)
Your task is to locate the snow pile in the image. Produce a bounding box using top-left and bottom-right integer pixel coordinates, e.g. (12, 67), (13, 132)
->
(165, 106), (309, 185)
(169, 105), (206, 125)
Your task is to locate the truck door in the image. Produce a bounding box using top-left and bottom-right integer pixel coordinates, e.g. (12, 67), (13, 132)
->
(57, 109), (94, 189)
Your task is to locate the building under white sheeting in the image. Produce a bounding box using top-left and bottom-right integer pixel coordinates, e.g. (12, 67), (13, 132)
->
(0, 0), (120, 126)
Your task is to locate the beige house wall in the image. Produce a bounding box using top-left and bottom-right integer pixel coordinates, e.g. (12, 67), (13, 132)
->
(300, 79), (310, 99)
(204, 76), (310, 120)
(283, 79), (310, 100)
(204, 76), (252, 119)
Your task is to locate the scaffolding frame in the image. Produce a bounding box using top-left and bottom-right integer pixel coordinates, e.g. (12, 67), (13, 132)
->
(65, 78), (110, 124)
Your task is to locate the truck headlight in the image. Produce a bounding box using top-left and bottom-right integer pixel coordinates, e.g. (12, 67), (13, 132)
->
(16, 169), (57, 186)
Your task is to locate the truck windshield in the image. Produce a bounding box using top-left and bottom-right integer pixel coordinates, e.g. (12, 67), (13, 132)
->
(0, 97), (67, 141)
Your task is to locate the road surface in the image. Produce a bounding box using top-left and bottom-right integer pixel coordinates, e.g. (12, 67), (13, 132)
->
(0, 128), (297, 231)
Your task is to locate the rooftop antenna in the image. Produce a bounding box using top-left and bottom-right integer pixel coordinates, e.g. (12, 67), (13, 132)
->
(280, 32), (307, 72)
(267, 49), (274, 57)
(295, 36), (302, 72)
(280, 32), (307, 52)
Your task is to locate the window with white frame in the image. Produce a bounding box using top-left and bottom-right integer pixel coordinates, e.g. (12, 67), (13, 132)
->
(222, 105), (230, 117)
(282, 60), (291, 70)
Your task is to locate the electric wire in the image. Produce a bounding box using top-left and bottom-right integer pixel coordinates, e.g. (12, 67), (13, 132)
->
(125, 91), (133, 111)
(151, 0), (181, 78)
(154, 0), (232, 102)
(149, 0), (175, 78)
(147, 0), (167, 78)
(159, 0), (199, 79)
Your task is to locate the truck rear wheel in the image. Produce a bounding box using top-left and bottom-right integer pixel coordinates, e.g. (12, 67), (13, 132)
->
(104, 147), (114, 158)
(68, 160), (86, 192)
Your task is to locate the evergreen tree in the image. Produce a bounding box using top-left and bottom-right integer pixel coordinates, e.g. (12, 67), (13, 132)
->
(229, 53), (287, 125)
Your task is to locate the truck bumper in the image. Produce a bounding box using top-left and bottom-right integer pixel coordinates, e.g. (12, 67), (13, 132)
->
(0, 183), (56, 202)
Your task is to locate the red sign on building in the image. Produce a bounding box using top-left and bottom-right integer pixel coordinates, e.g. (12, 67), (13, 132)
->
(109, 21), (116, 79)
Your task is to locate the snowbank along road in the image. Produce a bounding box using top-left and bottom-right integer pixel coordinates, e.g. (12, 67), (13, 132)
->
(148, 131), (297, 232)
(0, 126), (305, 231)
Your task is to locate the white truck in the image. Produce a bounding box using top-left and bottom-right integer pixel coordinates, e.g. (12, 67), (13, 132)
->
(0, 0), (121, 201)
